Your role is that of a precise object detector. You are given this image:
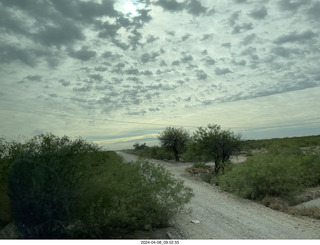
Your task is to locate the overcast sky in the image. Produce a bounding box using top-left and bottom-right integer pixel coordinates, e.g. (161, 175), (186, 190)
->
(1, 0), (320, 150)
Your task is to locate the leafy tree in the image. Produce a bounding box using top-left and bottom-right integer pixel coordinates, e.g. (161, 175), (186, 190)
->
(133, 142), (148, 150)
(158, 127), (189, 161)
(192, 124), (241, 175)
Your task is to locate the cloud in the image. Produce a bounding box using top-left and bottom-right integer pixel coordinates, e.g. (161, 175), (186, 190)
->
(0, 6), (29, 36)
(25, 75), (42, 81)
(96, 21), (120, 39)
(278, 0), (308, 12)
(154, 0), (185, 12)
(140, 52), (160, 63)
(51, 0), (119, 21)
(59, 79), (71, 87)
(229, 11), (241, 26)
(215, 68), (232, 75)
(180, 53), (193, 63)
(241, 34), (256, 46)
(0, 44), (38, 67)
(181, 33), (192, 42)
(73, 86), (92, 92)
(249, 6), (268, 19)
(186, 0), (207, 16)
(111, 38), (130, 50)
(274, 30), (317, 44)
(196, 69), (208, 80)
(200, 34), (214, 41)
(201, 56), (216, 66)
(154, 0), (207, 16)
(232, 22), (253, 34)
(172, 60), (180, 66)
(271, 46), (296, 58)
(125, 68), (140, 75)
(1, 0), (320, 148)
(69, 46), (97, 61)
(221, 43), (231, 48)
(94, 66), (108, 72)
(145, 34), (159, 44)
(141, 70), (154, 76)
(232, 59), (247, 66)
(234, 0), (248, 3)
(35, 20), (84, 47)
(307, 1), (320, 21)
(88, 74), (103, 82)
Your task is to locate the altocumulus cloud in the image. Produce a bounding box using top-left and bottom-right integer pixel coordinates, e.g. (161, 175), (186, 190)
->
(0, 0), (320, 149)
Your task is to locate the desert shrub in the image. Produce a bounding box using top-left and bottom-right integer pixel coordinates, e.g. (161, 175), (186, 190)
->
(200, 172), (214, 184)
(72, 159), (193, 238)
(242, 135), (320, 154)
(8, 133), (101, 238)
(219, 153), (307, 200)
(8, 133), (193, 238)
(302, 154), (320, 186)
(152, 146), (175, 160)
(131, 145), (175, 161)
(133, 142), (148, 150)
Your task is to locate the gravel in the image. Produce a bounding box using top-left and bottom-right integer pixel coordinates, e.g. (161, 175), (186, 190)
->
(118, 152), (320, 239)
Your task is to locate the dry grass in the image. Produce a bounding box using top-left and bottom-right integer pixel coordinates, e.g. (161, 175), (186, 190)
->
(261, 196), (320, 219)
(186, 166), (211, 174)
(287, 206), (320, 219)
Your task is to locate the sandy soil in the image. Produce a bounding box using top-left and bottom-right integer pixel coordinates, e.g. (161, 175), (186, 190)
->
(118, 152), (320, 239)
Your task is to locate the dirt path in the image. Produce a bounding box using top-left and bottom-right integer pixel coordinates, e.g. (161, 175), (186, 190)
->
(117, 152), (320, 239)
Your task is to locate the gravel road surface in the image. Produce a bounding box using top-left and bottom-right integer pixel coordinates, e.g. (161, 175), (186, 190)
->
(117, 152), (320, 239)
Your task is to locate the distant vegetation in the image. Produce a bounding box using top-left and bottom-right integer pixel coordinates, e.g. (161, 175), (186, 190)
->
(3, 129), (318, 236)
(0, 133), (193, 238)
(127, 128), (320, 219)
(127, 124), (241, 175)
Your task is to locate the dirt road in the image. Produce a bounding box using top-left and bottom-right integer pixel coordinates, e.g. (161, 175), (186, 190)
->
(117, 152), (320, 239)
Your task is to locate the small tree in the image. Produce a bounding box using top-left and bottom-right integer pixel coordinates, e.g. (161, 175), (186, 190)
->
(158, 127), (189, 161)
(192, 124), (241, 175)
(133, 142), (147, 150)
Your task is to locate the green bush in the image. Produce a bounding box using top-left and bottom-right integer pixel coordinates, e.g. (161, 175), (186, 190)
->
(302, 154), (320, 186)
(75, 159), (193, 238)
(8, 133), (193, 238)
(129, 145), (175, 161)
(8, 133), (100, 238)
(219, 153), (308, 200)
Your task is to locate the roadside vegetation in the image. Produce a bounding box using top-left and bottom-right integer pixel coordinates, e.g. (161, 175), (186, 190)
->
(127, 126), (320, 219)
(126, 124), (241, 172)
(0, 133), (193, 238)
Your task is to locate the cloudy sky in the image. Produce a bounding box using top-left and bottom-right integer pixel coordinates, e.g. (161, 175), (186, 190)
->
(1, 0), (320, 150)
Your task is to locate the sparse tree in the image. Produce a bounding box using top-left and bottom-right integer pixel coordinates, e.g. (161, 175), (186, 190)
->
(192, 124), (241, 175)
(158, 127), (189, 161)
(133, 142), (147, 150)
